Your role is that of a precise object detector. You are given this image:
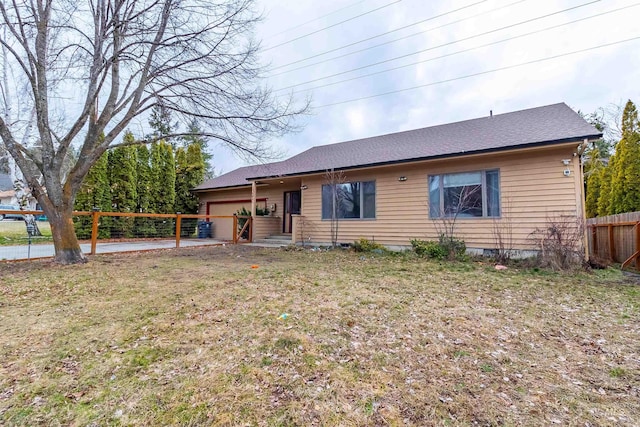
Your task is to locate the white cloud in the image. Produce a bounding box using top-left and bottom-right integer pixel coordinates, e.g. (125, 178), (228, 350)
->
(217, 0), (640, 173)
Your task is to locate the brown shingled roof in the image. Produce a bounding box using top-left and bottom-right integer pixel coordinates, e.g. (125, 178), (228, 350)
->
(193, 162), (286, 191)
(194, 103), (600, 191)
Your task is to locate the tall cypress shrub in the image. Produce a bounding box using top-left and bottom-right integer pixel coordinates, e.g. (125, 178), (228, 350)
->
(597, 157), (614, 217)
(108, 132), (138, 237)
(74, 152), (111, 239)
(181, 119), (214, 178)
(151, 141), (176, 236)
(585, 168), (602, 218)
(134, 144), (155, 236)
(609, 100), (640, 214)
(175, 144), (205, 236)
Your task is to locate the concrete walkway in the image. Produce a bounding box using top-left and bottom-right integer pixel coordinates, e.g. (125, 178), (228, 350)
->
(0, 238), (225, 261)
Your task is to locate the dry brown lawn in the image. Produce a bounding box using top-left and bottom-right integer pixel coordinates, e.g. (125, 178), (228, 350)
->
(0, 246), (638, 426)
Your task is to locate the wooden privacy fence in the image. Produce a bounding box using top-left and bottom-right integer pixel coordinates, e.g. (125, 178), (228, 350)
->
(587, 211), (640, 270)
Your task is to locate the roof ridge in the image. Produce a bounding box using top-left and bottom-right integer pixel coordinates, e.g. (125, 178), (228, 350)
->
(309, 102), (569, 150)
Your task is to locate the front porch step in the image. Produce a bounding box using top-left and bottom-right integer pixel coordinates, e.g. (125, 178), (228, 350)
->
(252, 238), (292, 246)
(263, 234), (292, 240)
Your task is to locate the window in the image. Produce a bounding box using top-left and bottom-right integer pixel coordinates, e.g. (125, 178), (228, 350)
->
(429, 170), (500, 218)
(322, 181), (375, 219)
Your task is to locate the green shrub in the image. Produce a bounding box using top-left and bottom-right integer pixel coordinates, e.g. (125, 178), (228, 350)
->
(352, 238), (387, 253)
(236, 206), (269, 217)
(411, 236), (466, 260)
(236, 206), (270, 239)
(410, 239), (447, 259)
(439, 235), (466, 260)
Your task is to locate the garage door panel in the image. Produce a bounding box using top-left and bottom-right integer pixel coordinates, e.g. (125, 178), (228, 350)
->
(208, 199), (267, 216)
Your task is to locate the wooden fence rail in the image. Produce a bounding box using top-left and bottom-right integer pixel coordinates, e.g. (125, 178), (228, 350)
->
(0, 210), (254, 257)
(587, 212), (640, 270)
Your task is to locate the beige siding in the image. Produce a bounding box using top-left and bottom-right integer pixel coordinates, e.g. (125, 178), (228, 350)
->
(198, 187), (265, 215)
(196, 181), (302, 238)
(210, 217), (235, 241)
(295, 145), (581, 250)
(253, 216), (282, 239)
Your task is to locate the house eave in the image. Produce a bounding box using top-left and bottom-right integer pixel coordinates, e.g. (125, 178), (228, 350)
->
(191, 181), (276, 192)
(191, 183), (252, 192)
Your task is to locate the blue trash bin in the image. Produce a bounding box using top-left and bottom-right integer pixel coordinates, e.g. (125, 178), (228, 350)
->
(197, 221), (213, 238)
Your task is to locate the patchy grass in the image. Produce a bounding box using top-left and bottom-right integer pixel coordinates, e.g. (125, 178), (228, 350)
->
(0, 246), (638, 426)
(0, 220), (52, 246)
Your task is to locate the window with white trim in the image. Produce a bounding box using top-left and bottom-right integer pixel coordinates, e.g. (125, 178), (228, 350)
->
(429, 170), (500, 218)
(322, 181), (375, 219)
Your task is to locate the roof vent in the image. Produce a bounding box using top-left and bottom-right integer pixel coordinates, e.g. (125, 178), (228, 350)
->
(490, 110), (493, 118)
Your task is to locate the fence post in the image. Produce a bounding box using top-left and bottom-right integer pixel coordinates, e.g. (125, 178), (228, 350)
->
(636, 222), (640, 270)
(90, 209), (100, 255)
(233, 214), (238, 244)
(248, 216), (253, 243)
(591, 225), (598, 259)
(608, 224), (616, 262)
(176, 213), (182, 248)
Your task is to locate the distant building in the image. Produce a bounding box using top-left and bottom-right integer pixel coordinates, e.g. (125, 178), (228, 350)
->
(0, 173), (16, 205)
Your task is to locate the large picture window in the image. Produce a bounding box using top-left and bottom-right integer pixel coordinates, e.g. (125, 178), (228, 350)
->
(429, 170), (500, 218)
(322, 181), (376, 220)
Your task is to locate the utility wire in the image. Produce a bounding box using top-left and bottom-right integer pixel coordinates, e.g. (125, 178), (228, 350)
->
(262, 0), (403, 52)
(263, 0), (368, 41)
(285, 2), (640, 96)
(274, 0), (600, 91)
(316, 35), (640, 108)
(270, 0), (492, 71)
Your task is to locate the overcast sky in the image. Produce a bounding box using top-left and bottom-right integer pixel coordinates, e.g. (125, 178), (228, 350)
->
(211, 0), (640, 174)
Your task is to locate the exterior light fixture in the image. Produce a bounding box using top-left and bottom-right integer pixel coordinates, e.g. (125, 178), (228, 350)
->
(398, 176), (407, 182)
(300, 185), (308, 190)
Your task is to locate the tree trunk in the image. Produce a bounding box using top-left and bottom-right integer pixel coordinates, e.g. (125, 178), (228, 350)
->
(47, 207), (87, 264)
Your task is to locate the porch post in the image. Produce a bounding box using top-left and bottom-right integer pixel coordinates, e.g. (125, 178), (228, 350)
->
(251, 181), (257, 218)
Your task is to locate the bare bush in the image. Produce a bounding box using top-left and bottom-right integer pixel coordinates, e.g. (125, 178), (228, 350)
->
(529, 214), (586, 270)
(323, 169), (346, 248)
(296, 215), (317, 247)
(492, 197), (513, 264)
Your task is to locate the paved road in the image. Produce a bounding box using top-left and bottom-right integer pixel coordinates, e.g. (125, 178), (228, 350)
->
(0, 238), (225, 261)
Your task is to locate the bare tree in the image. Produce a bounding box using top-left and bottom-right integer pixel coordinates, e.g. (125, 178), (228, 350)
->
(431, 184), (482, 259)
(323, 169), (346, 248)
(492, 195), (513, 264)
(0, 0), (307, 264)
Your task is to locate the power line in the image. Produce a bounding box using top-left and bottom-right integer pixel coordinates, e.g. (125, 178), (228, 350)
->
(274, 0), (600, 91)
(316, 35), (640, 108)
(262, 0), (403, 52)
(285, 2), (640, 96)
(263, 0), (369, 41)
(269, 0), (492, 71)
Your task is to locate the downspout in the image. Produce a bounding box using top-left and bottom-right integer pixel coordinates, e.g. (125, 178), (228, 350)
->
(577, 138), (589, 260)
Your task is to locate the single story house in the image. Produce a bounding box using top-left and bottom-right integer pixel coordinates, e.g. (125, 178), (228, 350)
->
(193, 103), (601, 253)
(0, 173), (16, 205)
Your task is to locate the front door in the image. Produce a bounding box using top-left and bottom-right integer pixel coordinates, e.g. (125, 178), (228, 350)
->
(283, 191), (301, 234)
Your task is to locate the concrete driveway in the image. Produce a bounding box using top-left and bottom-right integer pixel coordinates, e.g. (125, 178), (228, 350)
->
(0, 238), (225, 261)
